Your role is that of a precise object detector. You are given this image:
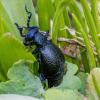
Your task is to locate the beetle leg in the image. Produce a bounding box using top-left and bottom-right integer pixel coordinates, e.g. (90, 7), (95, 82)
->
(39, 73), (46, 87)
(32, 48), (39, 55)
(32, 49), (47, 87)
(39, 73), (46, 82)
(32, 48), (40, 63)
(25, 5), (32, 27)
(23, 41), (32, 46)
(15, 23), (25, 37)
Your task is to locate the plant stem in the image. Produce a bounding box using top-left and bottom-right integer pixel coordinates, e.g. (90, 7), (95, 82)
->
(80, 0), (100, 63)
(52, 0), (72, 44)
(90, 0), (100, 34)
(72, 14), (96, 69)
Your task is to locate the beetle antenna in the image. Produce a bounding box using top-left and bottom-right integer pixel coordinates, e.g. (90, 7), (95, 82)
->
(15, 23), (25, 37)
(25, 5), (32, 27)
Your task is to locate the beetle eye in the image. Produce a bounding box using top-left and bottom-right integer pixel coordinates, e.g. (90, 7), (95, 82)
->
(25, 32), (34, 40)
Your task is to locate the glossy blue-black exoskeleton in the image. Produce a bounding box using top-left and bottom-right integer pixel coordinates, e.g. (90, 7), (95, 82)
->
(15, 6), (65, 87)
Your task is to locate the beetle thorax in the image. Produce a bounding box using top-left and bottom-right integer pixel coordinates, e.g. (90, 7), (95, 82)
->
(34, 33), (47, 46)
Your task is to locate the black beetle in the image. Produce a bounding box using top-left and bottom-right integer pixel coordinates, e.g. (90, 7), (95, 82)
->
(15, 6), (65, 87)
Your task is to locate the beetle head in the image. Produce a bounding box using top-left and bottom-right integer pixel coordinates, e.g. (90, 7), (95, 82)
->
(23, 27), (39, 46)
(23, 27), (48, 47)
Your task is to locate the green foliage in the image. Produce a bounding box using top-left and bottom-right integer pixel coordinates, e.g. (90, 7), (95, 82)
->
(86, 68), (100, 99)
(0, 0), (37, 37)
(44, 88), (82, 100)
(57, 62), (83, 91)
(0, 34), (35, 81)
(52, 0), (72, 43)
(0, 94), (42, 100)
(72, 13), (96, 69)
(80, 0), (100, 63)
(0, 60), (44, 98)
(37, 0), (54, 31)
(77, 72), (88, 94)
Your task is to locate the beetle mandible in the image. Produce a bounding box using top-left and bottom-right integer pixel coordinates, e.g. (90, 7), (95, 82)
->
(15, 6), (65, 87)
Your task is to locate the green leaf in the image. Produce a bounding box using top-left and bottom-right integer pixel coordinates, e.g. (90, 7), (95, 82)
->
(0, 0), (37, 37)
(37, 0), (54, 31)
(0, 2), (16, 36)
(0, 60), (44, 98)
(0, 94), (42, 100)
(0, 33), (35, 80)
(65, 61), (78, 76)
(29, 61), (39, 76)
(57, 62), (82, 91)
(44, 88), (82, 100)
(77, 72), (88, 94)
(86, 68), (100, 99)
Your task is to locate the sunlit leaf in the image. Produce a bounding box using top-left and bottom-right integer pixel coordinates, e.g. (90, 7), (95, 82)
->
(37, 0), (54, 31)
(0, 0), (37, 38)
(44, 88), (82, 100)
(0, 33), (35, 80)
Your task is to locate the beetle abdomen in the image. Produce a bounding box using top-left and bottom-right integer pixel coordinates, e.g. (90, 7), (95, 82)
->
(39, 42), (65, 87)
